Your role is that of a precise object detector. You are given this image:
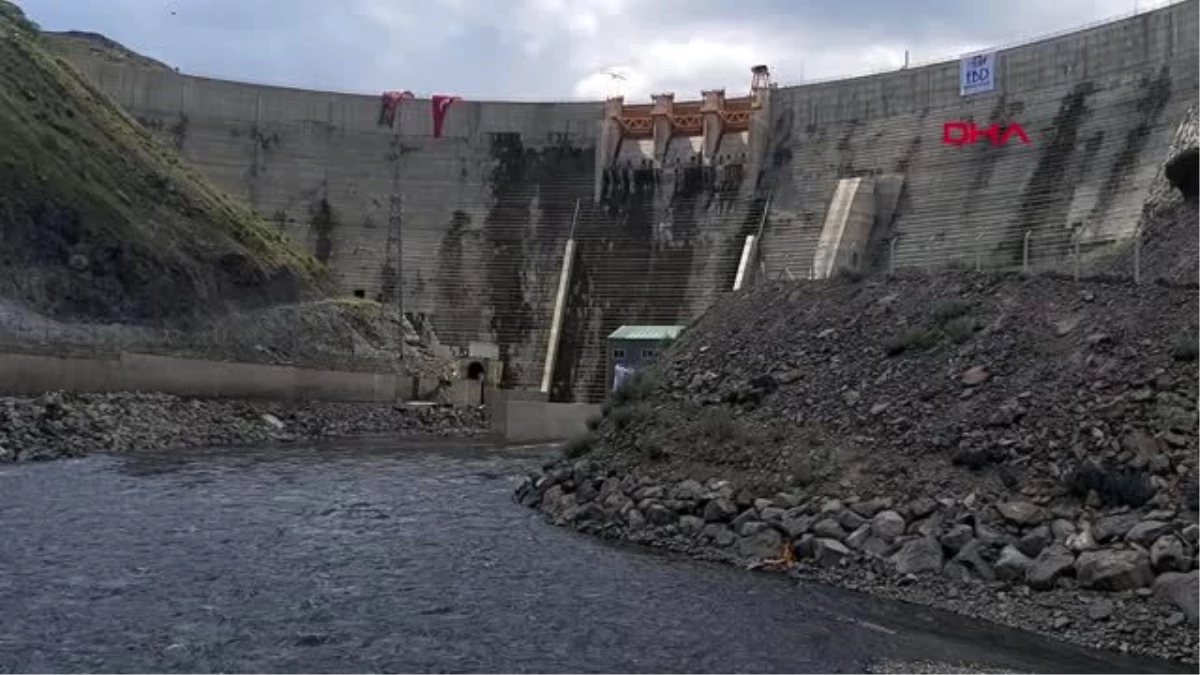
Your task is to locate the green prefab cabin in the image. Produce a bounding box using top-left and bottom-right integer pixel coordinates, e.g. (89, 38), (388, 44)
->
(606, 325), (685, 392)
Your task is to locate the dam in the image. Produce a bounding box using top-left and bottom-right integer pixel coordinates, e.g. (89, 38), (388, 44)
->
(53, 0), (1199, 403)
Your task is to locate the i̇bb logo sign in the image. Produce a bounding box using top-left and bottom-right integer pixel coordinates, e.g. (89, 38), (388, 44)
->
(943, 121), (1030, 147)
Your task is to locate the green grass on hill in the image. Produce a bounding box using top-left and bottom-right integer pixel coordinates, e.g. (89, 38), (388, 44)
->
(0, 2), (329, 320)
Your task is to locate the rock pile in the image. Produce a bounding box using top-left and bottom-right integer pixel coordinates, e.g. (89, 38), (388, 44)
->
(0, 391), (488, 463)
(517, 272), (1199, 663)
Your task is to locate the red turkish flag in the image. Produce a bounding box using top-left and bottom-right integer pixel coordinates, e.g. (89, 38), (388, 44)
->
(431, 94), (462, 138)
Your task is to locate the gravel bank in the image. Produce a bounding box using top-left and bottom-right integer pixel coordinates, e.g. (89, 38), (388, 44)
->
(515, 272), (1199, 664)
(0, 391), (488, 463)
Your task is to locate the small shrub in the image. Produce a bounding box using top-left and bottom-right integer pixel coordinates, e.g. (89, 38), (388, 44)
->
(562, 433), (594, 459)
(932, 298), (972, 322)
(943, 316), (978, 344)
(607, 368), (659, 409)
(610, 403), (652, 431)
(1069, 462), (1154, 508)
(1171, 329), (1198, 362)
(883, 326), (939, 356)
(700, 408), (741, 443)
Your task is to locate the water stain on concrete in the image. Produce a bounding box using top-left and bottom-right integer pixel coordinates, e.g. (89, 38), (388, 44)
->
(1010, 80), (1098, 265)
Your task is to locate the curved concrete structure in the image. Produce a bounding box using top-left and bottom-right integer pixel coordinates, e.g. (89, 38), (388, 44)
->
(56, 0), (1199, 402)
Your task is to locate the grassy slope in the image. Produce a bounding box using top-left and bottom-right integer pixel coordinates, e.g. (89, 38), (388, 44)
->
(0, 3), (328, 320)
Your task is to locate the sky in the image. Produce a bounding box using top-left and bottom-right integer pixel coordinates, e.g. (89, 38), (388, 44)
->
(15, 0), (1173, 102)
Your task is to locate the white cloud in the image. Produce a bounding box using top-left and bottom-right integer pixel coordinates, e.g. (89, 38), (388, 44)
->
(19, 0), (1180, 100)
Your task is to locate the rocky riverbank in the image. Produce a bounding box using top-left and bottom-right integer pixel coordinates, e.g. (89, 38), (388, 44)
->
(515, 272), (1199, 663)
(0, 391), (488, 462)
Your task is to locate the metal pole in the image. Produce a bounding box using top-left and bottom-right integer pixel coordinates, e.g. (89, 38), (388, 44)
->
(1022, 230), (1032, 274)
(889, 236), (899, 275)
(568, 198), (581, 240)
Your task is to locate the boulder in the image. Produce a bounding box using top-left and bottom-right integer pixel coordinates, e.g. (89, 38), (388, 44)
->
(951, 539), (995, 581)
(891, 537), (944, 575)
(1026, 545), (1076, 590)
(813, 538), (851, 568)
(939, 524), (975, 554)
(995, 545), (1033, 582)
(862, 537), (891, 558)
(1049, 519), (1077, 542)
(645, 503), (677, 526)
(1017, 525), (1053, 558)
(838, 509), (868, 531)
(738, 528), (783, 559)
(760, 507), (787, 525)
(851, 498), (890, 518)
(674, 479), (704, 501)
(846, 523), (872, 550)
(1154, 571), (1199, 626)
(627, 509), (646, 530)
(1093, 512), (1140, 543)
(781, 515), (813, 538)
(1150, 535), (1190, 574)
(702, 523), (736, 546)
(1087, 598), (1115, 622)
(871, 510), (907, 542)
(703, 497), (739, 523)
(678, 515), (705, 535)
(1125, 520), (1172, 547)
(1075, 549), (1154, 591)
(812, 518), (846, 540)
(739, 521), (771, 537)
(907, 497), (938, 520)
(995, 501), (1047, 526)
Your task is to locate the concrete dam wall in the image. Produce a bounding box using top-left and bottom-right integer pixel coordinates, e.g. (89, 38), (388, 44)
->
(57, 1), (1198, 403)
(757, 1), (1199, 277)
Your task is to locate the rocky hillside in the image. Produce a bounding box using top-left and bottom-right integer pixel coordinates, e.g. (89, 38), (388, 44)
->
(0, 2), (326, 322)
(519, 271), (1199, 662)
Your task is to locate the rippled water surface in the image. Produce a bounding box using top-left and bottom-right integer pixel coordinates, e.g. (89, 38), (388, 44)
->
(0, 439), (1188, 673)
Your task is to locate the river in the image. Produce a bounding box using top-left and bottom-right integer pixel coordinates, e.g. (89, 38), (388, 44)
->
(0, 438), (1188, 673)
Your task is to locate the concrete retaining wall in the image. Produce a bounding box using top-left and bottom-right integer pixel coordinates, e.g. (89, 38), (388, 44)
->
(0, 350), (402, 402)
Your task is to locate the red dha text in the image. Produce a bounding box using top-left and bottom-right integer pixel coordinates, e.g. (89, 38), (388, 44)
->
(942, 121), (1030, 146)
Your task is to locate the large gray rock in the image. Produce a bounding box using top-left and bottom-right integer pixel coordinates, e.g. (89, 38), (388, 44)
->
(812, 518), (846, 540)
(1150, 534), (1191, 573)
(851, 498), (890, 518)
(703, 497), (738, 522)
(951, 539), (995, 581)
(678, 515), (705, 535)
(645, 503), (677, 526)
(995, 501), (1048, 526)
(846, 523), (872, 550)
(1075, 549), (1155, 591)
(1017, 525), (1053, 558)
(1093, 512), (1141, 543)
(891, 537), (944, 575)
(995, 545), (1033, 582)
(673, 479), (704, 501)
(1154, 571), (1199, 626)
(738, 528), (783, 559)
(871, 510), (906, 542)
(940, 524), (975, 554)
(813, 538), (851, 567)
(781, 515), (813, 538)
(1125, 520), (1172, 547)
(1027, 544), (1076, 590)
(702, 523), (736, 546)
(838, 509), (868, 531)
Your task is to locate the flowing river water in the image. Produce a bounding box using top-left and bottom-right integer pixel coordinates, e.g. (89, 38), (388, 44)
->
(0, 438), (1189, 673)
